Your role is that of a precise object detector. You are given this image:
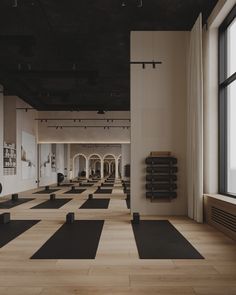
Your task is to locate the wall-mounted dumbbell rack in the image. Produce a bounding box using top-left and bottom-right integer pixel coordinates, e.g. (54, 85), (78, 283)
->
(145, 156), (178, 201)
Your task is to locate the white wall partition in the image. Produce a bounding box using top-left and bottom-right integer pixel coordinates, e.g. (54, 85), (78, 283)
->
(0, 95), (39, 196)
(130, 31), (189, 215)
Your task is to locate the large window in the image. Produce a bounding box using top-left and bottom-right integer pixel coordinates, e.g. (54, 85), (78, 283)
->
(219, 5), (236, 197)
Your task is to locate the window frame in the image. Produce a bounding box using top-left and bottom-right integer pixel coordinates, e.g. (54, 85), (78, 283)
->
(219, 5), (236, 198)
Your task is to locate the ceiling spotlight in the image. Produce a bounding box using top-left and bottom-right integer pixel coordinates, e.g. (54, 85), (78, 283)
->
(60, 126), (63, 129)
(137, 0), (143, 8)
(121, 1), (126, 7)
(12, 0), (18, 8)
(97, 110), (105, 114)
(152, 61), (156, 69)
(142, 63), (145, 69)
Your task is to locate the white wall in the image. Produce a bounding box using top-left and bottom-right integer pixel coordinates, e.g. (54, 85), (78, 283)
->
(38, 111), (130, 143)
(0, 95), (39, 196)
(131, 31), (189, 215)
(39, 144), (57, 186)
(0, 86), (4, 193)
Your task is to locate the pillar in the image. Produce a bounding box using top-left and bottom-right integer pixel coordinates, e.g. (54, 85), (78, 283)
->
(115, 158), (119, 179)
(85, 158), (89, 179)
(100, 159), (104, 179)
(121, 144), (130, 178)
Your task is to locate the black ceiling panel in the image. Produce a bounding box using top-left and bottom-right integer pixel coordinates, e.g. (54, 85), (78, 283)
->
(0, 0), (218, 111)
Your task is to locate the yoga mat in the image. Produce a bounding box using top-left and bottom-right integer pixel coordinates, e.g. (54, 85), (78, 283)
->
(94, 189), (112, 194)
(0, 220), (40, 248)
(79, 183), (94, 187)
(64, 189), (86, 194)
(101, 184), (114, 187)
(57, 183), (74, 187)
(80, 198), (110, 209)
(34, 189), (60, 194)
(31, 198), (72, 209)
(0, 198), (34, 209)
(132, 220), (204, 259)
(31, 220), (104, 259)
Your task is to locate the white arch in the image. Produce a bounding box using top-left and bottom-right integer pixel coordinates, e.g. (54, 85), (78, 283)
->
(72, 153), (88, 178)
(88, 153), (102, 161)
(103, 153), (116, 161)
(117, 154), (122, 161)
(72, 153), (88, 163)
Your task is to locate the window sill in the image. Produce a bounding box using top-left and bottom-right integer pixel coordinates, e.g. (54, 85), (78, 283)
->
(204, 193), (236, 205)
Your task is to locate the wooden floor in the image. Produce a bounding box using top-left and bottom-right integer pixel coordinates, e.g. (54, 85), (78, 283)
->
(0, 179), (236, 295)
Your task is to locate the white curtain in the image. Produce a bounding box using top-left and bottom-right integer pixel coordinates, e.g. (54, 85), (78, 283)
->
(187, 14), (204, 223)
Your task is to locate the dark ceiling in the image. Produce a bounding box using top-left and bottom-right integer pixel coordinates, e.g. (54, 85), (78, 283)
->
(0, 0), (218, 111)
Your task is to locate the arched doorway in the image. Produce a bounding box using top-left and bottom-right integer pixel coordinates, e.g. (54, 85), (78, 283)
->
(72, 153), (87, 179)
(88, 154), (102, 178)
(103, 154), (116, 177)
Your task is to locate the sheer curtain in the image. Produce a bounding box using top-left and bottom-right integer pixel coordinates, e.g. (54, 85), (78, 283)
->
(187, 14), (204, 223)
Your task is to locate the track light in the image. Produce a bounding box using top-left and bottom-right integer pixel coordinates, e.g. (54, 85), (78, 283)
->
(97, 110), (105, 114)
(142, 63), (145, 69)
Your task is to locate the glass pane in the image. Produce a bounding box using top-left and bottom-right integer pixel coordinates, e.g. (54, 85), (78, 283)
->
(227, 81), (236, 195)
(227, 18), (236, 78)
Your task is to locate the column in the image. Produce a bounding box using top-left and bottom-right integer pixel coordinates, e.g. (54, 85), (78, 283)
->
(100, 159), (104, 179)
(115, 159), (119, 179)
(85, 158), (89, 179)
(121, 144), (130, 178)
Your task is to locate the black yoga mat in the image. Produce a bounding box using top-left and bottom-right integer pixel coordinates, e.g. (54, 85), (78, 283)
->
(64, 189), (86, 194)
(80, 198), (110, 209)
(31, 220), (104, 259)
(132, 220), (204, 259)
(101, 184), (114, 187)
(94, 189), (112, 194)
(31, 198), (72, 209)
(34, 189), (60, 194)
(58, 183), (74, 187)
(0, 198), (34, 209)
(0, 220), (40, 248)
(79, 183), (94, 187)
